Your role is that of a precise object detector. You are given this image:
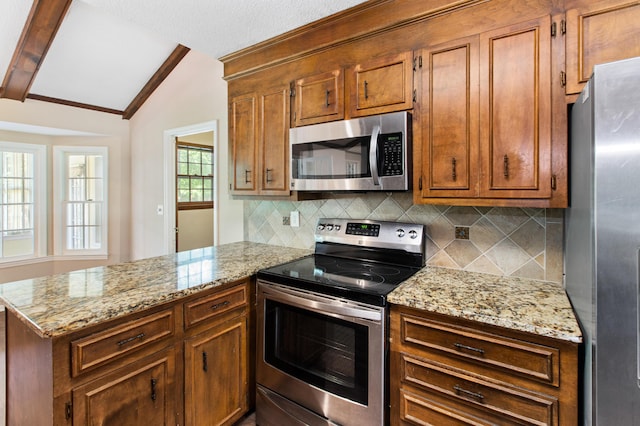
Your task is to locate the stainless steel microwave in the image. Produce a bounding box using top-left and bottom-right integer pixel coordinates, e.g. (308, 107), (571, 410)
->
(289, 111), (411, 192)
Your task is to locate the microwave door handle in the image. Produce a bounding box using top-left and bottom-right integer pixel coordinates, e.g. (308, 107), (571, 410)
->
(369, 125), (381, 186)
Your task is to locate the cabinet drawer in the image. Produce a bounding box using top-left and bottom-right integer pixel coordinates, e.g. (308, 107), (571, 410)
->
(401, 354), (558, 425)
(400, 315), (559, 386)
(71, 309), (175, 377)
(184, 284), (247, 329)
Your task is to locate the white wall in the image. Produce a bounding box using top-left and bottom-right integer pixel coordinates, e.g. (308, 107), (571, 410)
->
(129, 50), (243, 260)
(0, 99), (131, 283)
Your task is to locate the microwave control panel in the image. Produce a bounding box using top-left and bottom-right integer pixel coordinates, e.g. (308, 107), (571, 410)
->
(378, 132), (404, 176)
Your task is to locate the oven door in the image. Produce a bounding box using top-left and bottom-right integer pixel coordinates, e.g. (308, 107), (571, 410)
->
(257, 280), (386, 426)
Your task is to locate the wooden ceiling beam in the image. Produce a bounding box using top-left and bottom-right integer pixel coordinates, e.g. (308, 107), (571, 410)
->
(0, 0), (72, 101)
(122, 44), (190, 120)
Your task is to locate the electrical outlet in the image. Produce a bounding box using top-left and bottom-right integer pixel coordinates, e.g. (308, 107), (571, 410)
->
(455, 226), (469, 240)
(282, 216), (290, 226)
(290, 211), (300, 227)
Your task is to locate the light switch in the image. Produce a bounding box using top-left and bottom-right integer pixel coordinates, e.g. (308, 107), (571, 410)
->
(290, 211), (300, 227)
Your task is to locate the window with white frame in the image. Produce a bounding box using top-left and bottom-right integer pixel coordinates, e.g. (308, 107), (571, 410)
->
(54, 146), (108, 256)
(0, 142), (46, 261)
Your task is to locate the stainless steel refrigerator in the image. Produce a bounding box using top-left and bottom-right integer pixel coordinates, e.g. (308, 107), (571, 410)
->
(565, 56), (640, 425)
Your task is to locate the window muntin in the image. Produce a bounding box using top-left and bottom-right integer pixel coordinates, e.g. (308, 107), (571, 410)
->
(55, 146), (108, 256)
(0, 143), (46, 262)
(177, 143), (213, 209)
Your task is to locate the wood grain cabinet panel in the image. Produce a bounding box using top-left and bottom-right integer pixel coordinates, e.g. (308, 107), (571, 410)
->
(347, 51), (414, 118)
(72, 348), (176, 426)
(70, 309), (175, 377)
(230, 86), (291, 196)
(390, 306), (578, 426)
(416, 16), (555, 206)
(184, 315), (248, 426)
(293, 69), (344, 126)
(418, 36), (479, 198)
(185, 284), (248, 329)
(230, 93), (258, 193)
(565, 0), (640, 94)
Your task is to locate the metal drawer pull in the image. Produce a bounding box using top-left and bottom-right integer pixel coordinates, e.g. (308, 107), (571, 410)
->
(454, 385), (484, 402)
(202, 351), (208, 372)
(364, 80), (369, 99)
(454, 342), (485, 355)
(150, 378), (157, 401)
(503, 154), (509, 178)
(451, 157), (457, 181)
(211, 300), (230, 310)
(116, 332), (145, 347)
(325, 90), (330, 107)
(266, 168), (273, 183)
(244, 169), (251, 183)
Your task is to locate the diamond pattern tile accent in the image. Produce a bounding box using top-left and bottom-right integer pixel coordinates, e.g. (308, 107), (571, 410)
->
(243, 193), (564, 283)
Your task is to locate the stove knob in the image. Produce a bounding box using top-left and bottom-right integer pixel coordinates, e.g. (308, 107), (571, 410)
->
(334, 225), (341, 231)
(396, 228), (405, 238)
(409, 230), (418, 239)
(317, 224), (325, 231)
(326, 224), (334, 231)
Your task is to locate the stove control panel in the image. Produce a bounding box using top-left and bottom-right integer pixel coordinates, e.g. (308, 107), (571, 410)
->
(346, 222), (380, 237)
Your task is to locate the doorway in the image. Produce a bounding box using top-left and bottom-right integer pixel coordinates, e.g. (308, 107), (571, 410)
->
(175, 133), (214, 252)
(162, 121), (218, 254)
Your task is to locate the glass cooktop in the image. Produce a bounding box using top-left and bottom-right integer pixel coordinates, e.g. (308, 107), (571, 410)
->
(257, 254), (421, 306)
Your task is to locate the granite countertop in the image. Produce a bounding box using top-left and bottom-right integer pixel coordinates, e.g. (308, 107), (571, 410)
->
(0, 242), (311, 338)
(388, 266), (582, 343)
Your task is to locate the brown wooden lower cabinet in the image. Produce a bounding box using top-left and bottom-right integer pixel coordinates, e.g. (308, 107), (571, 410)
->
(5, 279), (251, 426)
(389, 305), (579, 426)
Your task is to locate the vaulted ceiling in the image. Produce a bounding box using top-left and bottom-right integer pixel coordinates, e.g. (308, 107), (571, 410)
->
(0, 0), (367, 121)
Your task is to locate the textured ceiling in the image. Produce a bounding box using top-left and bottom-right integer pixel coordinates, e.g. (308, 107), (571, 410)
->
(0, 0), (367, 132)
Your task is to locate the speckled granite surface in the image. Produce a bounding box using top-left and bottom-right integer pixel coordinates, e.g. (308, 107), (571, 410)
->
(388, 266), (582, 343)
(0, 242), (311, 338)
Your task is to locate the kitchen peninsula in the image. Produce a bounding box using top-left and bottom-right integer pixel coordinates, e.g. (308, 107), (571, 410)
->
(0, 241), (581, 425)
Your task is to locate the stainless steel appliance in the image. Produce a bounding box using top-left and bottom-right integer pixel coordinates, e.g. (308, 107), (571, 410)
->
(289, 111), (411, 192)
(565, 56), (640, 425)
(256, 218), (426, 426)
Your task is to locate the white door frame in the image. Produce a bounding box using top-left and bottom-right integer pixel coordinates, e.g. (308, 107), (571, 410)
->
(163, 120), (219, 254)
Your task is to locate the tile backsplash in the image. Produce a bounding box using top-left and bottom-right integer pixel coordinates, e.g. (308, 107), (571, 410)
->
(244, 192), (564, 283)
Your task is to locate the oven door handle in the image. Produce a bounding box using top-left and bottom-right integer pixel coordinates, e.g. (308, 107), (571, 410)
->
(262, 286), (382, 322)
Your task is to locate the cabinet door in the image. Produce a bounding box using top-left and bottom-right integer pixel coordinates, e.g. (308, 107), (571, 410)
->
(260, 86), (290, 195)
(566, 0), (640, 94)
(293, 69), (344, 126)
(230, 93), (258, 193)
(184, 315), (248, 426)
(72, 348), (175, 426)
(418, 37), (479, 199)
(348, 51), (414, 118)
(479, 16), (552, 199)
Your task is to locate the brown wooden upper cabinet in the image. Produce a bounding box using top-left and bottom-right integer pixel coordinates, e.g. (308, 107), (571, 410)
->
(416, 16), (553, 206)
(230, 84), (290, 196)
(565, 0), (640, 95)
(347, 51), (414, 118)
(293, 69), (344, 127)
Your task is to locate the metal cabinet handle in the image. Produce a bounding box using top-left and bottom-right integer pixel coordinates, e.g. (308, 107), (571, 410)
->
(452, 157), (457, 181)
(265, 168), (273, 183)
(364, 80), (369, 99)
(503, 154), (509, 178)
(211, 300), (230, 310)
(116, 332), (145, 347)
(454, 342), (485, 355)
(325, 90), (330, 107)
(454, 385), (484, 402)
(150, 378), (157, 401)
(244, 169), (251, 183)
(202, 351), (208, 372)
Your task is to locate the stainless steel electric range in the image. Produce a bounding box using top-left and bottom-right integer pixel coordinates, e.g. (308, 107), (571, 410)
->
(256, 218), (426, 426)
